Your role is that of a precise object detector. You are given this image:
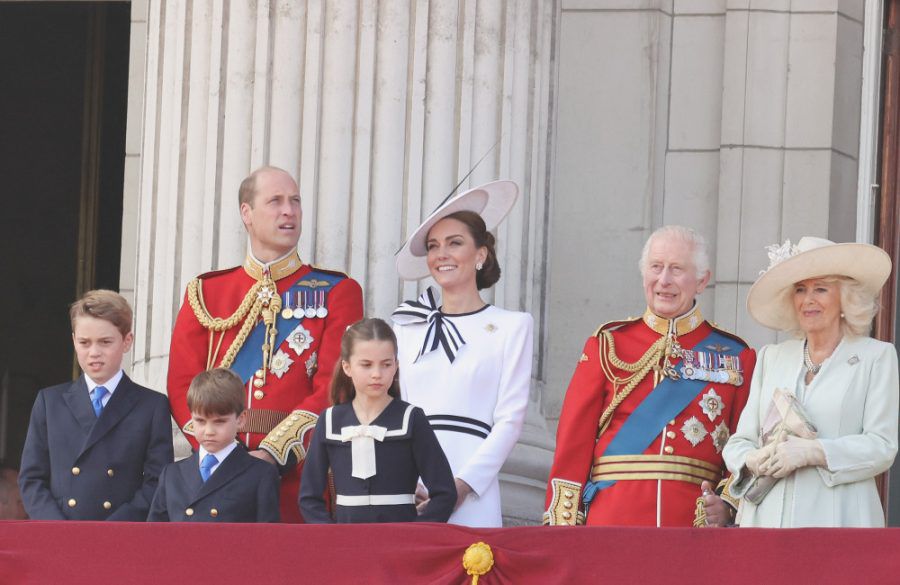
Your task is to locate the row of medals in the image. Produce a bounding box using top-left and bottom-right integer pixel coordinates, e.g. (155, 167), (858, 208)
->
(280, 290), (328, 320)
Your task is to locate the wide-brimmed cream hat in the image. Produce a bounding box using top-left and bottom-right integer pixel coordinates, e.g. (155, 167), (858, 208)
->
(395, 180), (519, 280)
(747, 236), (892, 330)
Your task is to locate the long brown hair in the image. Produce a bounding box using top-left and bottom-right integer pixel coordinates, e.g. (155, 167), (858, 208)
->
(329, 318), (401, 405)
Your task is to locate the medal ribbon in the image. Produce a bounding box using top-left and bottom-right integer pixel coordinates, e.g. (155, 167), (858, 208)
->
(391, 287), (466, 363)
(230, 270), (343, 383)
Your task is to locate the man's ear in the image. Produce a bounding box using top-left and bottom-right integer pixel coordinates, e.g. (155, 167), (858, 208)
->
(239, 202), (252, 229)
(695, 270), (711, 295)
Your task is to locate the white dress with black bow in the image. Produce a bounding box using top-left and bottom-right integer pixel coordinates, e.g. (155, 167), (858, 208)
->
(393, 293), (533, 527)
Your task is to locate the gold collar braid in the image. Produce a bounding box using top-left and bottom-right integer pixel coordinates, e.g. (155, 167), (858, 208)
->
(243, 249), (303, 281)
(594, 305), (702, 437)
(641, 304), (703, 337)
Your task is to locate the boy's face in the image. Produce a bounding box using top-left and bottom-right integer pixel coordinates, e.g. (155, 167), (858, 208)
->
(191, 410), (246, 454)
(72, 315), (133, 385)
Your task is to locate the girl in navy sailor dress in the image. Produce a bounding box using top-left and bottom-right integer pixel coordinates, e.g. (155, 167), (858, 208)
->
(299, 318), (456, 523)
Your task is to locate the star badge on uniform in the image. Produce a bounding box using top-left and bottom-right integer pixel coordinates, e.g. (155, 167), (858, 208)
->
(711, 421), (730, 453)
(698, 388), (724, 422)
(287, 323), (314, 355)
(257, 285), (275, 302)
(680, 416), (708, 447)
(270, 349), (293, 379)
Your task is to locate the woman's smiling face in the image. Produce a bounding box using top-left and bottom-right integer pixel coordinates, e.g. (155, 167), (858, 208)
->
(426, 217), (486, 293)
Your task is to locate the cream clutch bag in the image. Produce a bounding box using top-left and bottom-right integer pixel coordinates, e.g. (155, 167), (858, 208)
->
(744, 388), (818, 505)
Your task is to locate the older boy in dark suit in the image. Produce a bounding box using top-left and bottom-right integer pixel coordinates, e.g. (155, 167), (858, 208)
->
(148, 368), (279, 522)
(19, 290), (174, 520)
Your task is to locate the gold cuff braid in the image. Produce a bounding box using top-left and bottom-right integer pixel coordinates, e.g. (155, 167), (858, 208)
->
(543, 478), (584, 526)
(258, 410), (318, 466)
(716, 476), (740, 511)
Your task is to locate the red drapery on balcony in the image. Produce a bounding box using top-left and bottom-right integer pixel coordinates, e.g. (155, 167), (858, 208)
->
(2, 521), (898, 584)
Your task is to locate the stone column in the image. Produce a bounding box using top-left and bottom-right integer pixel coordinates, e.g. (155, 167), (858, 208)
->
(714, 0), (865, 347)
(122, 0), (557, 525)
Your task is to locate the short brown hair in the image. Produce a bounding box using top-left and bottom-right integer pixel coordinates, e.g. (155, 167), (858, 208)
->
(238, 165), (292, 207)
(187, 368), (245, 416)
(69, 289), (133, 337)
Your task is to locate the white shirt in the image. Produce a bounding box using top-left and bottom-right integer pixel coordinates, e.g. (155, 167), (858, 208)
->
(198, 441), (239, 478)
(85, 370), (124, 408)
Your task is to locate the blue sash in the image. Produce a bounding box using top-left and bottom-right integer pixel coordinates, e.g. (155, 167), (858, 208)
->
(230, 270), (344, 383)
(582, 329), (744, 505)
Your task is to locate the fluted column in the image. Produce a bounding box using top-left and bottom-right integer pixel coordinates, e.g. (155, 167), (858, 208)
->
(123, 0), (557, 525)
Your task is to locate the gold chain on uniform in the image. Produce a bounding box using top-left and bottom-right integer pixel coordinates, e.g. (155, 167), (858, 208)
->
(187, 275), (282, 373)
(596, 330), (682, 437)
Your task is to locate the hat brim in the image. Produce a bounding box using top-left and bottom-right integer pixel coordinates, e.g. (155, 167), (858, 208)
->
(395, 180), (519, 281)
(746, 242), (892, 330)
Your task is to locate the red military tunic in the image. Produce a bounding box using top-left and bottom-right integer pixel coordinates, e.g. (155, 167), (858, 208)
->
(545, 305), (755, 526)
(167, 250), (363, 523)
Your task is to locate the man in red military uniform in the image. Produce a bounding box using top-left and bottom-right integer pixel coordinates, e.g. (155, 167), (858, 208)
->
(167, 166), (363, 523)
(545, 225), (755, 527)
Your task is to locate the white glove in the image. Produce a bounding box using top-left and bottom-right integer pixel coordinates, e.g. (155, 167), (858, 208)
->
(744, 441), (778, 476)
(763, 436), (825, 479)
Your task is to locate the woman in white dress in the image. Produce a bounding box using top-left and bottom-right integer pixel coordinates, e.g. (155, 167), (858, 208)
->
(392, 181), (533, 527)
(723, 237), (898, 527)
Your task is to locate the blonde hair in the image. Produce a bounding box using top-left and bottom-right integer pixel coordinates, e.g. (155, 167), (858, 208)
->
(787, 275), (879, 338)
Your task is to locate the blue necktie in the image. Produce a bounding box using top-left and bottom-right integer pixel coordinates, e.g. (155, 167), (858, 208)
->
(200, 454), (217, 482)
(91, 386), (109, 418)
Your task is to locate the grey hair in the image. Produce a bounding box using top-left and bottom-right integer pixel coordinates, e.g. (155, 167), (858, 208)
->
(638, 225), (710, 279)
(788, 276), (880, 338)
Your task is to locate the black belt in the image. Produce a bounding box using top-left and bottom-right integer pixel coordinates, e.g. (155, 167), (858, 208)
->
(427, 415), (492, 439)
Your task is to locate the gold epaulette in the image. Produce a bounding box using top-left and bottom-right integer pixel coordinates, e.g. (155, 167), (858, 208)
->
(591, 316), (642, 338)
(543, 478), (584, 526)
(258, 410), (318, 466)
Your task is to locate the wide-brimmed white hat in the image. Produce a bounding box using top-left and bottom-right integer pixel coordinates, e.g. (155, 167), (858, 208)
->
(395, 180), (519, 280)
(746, 236), (892, 330)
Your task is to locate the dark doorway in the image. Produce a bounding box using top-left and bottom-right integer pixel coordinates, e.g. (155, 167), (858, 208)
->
(0, 2), (130, 469)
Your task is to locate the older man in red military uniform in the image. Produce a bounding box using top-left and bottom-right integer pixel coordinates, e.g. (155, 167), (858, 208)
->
(168, 166), (363, 523)
(545, 225), (755, 527)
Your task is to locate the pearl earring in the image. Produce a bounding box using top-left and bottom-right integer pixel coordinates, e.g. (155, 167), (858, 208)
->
(476, 262), (483, 271)
(840, 312), (845, 318)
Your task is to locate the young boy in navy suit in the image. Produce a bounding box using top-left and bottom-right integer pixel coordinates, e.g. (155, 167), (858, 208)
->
(18, 290), (174, 520)
(148, 368), (280, 522)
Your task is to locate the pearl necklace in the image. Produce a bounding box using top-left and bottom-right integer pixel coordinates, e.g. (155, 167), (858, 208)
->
(803, 340), (822, 376)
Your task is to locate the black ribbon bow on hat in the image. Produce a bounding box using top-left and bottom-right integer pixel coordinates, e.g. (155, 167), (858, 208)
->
(391, 287), (466, 363)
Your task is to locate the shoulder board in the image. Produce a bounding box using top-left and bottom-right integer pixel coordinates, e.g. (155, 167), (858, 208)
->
(708, 321), (750, 350)
(310, 265), (349, 279)
(196, 265), (241, 281)
(592, 316), (642, 338)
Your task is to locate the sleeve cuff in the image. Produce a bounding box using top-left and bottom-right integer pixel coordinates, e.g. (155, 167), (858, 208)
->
(543, 478), (584, 526)
(258, 410), (318, 466)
